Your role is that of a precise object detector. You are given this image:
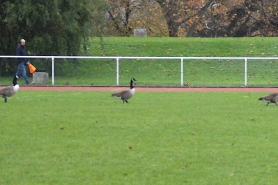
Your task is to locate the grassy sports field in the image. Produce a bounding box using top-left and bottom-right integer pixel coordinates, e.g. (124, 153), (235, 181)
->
(1, 90), (278, 184)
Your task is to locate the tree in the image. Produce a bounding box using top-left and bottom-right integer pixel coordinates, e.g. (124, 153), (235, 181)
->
(155, 0), (216, 37)
(243, 0), (278, 36)
(0, 0), (107, 76)
(105, 0), (168, 37)
(101, 0), (278, 38)
(195, 0), (278, 37)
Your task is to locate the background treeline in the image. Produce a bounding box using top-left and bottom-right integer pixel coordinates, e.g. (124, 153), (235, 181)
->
(1, 0), (278, 76)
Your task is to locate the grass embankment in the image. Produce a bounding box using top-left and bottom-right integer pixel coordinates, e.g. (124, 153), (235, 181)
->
(1, 37), (278, 86)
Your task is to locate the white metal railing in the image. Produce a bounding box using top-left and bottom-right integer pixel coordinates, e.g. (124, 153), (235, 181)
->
(1, 55), (278, 86)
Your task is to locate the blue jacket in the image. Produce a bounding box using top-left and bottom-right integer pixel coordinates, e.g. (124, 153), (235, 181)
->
(16, 44), (28, 64)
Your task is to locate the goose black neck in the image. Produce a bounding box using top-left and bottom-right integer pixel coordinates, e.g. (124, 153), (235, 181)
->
(13, 76), (18, 86)
(130, 79), (134, 89)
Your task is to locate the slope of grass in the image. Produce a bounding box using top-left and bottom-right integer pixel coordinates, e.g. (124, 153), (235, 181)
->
(89, 37), (278, 57)
(1, 91), (278, 184)
(1, 37), (278, 86)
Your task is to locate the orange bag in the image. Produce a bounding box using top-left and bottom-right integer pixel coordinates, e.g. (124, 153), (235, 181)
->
(28, 63), (36, 73)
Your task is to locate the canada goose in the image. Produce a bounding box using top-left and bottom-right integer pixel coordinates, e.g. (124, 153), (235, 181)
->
(112, 78), (136, 103)
(0, 76), (20, 103)
(258, 93), (278, 106)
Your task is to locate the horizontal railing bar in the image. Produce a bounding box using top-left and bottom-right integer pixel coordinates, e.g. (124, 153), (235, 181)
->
(1, 55), (278, 60)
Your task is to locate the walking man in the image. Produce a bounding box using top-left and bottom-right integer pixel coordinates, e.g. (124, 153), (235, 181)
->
(16, 39), (31, 84)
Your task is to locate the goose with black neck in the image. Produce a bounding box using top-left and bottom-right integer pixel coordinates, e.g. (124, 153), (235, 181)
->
(0, 76), (20, 103)
(112, 78), (137, 103)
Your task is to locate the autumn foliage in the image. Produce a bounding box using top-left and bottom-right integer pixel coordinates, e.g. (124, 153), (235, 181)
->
(105, 0), (278, 37)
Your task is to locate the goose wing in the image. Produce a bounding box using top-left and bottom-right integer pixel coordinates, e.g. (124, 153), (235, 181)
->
(112, 90), (132, 100)
(0, 86), (13, 96)
(121, 90), (134, 100)
(273, 93), (278, 103)
(265, 93), (278, 101)
(112, 90), (129, 97)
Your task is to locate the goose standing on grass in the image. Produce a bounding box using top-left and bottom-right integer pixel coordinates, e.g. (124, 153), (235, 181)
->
(0, 76), (19, 103)
(112, 78), (136, 103)
(258, 93), (278, 106)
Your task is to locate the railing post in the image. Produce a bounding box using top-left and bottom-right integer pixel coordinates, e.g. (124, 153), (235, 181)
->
(181, 58), (184, 86)
(116, 57), (119, 86)
(244, 57), (247, 86)
(52, 56), (55, 85)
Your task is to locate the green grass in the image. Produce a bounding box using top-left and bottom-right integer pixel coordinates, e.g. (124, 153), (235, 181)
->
(89, 37), (278, 57)
(2, 37), (278, 86)
(1, 90), (278, 184)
